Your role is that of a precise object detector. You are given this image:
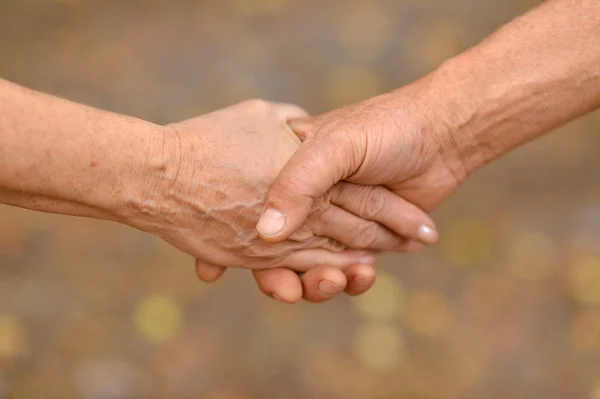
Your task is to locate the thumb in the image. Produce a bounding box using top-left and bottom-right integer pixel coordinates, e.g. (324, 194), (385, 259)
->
(287, 118), (313, 141)
(257, 123), (349, 243)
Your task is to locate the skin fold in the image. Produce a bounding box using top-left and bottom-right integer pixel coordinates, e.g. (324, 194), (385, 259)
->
(6, 0), (598, 304)
(0, 81), (436, 303)
(140, 100), (434, 271)
(249, 0), (600, 300)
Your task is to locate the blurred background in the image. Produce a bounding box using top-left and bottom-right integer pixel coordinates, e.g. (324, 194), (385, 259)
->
(1, 0), (600, 398)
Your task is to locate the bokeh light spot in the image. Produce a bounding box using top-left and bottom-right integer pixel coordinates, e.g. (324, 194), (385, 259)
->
(353, 272), (404, 321)
(0, 314), (27, 359)
(570, 257), (600, 305)
(353, 323), (404, 372)
(507, 231), (557, 280)
(133, 294), (183, 343)
(593, 379), (600, 399)
(406, 291), (451, 337)
(442, 219), (492, 267)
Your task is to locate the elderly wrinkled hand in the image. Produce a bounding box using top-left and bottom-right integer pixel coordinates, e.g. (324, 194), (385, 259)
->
(255, 86), (460, 245)
(126, 100), (436, 302)
(256, 0), (600, 248)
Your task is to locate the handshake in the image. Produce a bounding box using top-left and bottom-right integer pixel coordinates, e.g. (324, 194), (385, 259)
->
(147, 88), (462, 304)
(2, 0), (598, 304)
(1, 70), (467, 305)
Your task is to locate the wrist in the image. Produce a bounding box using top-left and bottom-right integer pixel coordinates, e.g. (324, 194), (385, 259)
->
(424, 0), (600, 179)
(390, 57), (487, 185)
(100, 121), (177, 229)
(423, 55), (493, 180)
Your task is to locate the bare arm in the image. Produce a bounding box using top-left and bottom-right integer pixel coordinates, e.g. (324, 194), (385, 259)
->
(2, 79), (445, 288)
(0, 80), (390, 303)
(438, 0), (600, 178)
(260, 0), (600, 241)
(0, 78), (165, 222)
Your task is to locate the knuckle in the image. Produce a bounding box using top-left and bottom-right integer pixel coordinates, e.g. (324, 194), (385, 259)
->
(284, 103), (309, 116)
(359, 187), (386, 219)
(311, 195), (332, 215)
(322, 238), (346, 252)
(278, 174), (307, 197)
(304, 217), (325, 239)
(267, 176), (308, 208)
(330, 182), (350, 204)
(245, 98), (270, 110)
(329, 127), (348, 148)
(239, 237), (285, 261)
(354, 221), (379, 249)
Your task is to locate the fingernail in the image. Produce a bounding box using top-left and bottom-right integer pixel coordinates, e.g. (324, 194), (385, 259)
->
(418, 224), (438, 244)
(318, 280), (339, 295)
(257, 208), (287, 237)
(359, 255), (375, 264)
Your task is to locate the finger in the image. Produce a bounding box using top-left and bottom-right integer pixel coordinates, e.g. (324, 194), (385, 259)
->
(278, 249), (374, 272)
(313, 205), (414, 251)
(344, 264), (377, 296)
(256, 122), (355, 243)
(272, 103), (311, 121)
(287, 118), (313, 141)
(252, 268), (303, 304)
(274, 104), (310, 146)
(330, 182), (439, 244)
(299, 267), (347, 303)
(195, 259), (226, 283)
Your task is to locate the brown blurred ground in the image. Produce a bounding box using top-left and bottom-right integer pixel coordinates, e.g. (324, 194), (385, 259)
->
(1, 0), (600, 398)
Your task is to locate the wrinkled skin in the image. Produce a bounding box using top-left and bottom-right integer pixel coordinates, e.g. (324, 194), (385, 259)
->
(123, 100), (435, 302)
(259, 77), (463, 244)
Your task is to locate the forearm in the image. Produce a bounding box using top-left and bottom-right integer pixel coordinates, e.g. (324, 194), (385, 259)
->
(0, 79), (169, 222)
(430, 0), (600, 177)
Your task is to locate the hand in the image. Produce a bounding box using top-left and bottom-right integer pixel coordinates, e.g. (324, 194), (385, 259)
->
(256, 72), (464, 244)
(123, 99), (436, 302)
(198, 262), (379, 304)
(256, 0), (600, 241)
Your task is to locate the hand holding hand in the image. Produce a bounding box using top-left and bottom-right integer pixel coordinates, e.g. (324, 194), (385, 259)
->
(258, 74), (464, 243)
(122, 99), (437, 302)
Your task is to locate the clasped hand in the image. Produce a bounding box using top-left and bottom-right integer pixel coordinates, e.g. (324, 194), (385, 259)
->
(125, 99), (439, 303)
